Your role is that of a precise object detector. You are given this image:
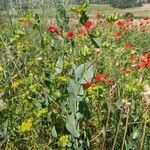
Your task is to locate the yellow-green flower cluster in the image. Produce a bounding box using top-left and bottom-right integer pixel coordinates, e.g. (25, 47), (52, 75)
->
(87, 86), (98, 99)
(57, 76), (68, 85)
(18, 118), (32, 133)
(63, 60), (70, 69)
(59, 135), (69, 147)
(124, 82), (144, 93)
(29, 83), (39, 92)
(11, 79), (24, 89)
(36, 108), (48, 117)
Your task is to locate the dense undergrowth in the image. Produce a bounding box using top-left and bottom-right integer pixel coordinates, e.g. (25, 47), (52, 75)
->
(0, 4), (150, 150)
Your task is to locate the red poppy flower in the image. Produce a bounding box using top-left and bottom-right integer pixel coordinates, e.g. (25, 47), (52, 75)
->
(114, 32), (122, 41)
(67, 31), (75, 40)
(95, 74), (106, 83)
(135, 62), (147, 69)
(48, 25), (60, 36)
(146, 54), (150, 62)
(83, 80), (93, 90)
(145, 54), (150, 68)
(132, 54), (150, 69)
(85, 20), (95, 31)
(116, 20), (125, 28)
(146, 61), (150, 68)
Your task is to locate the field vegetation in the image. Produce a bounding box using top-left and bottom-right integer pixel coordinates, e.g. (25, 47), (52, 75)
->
(0, 1), (150, 150)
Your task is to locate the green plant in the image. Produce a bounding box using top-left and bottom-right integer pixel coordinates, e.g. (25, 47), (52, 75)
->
(0, 3), (150, 150)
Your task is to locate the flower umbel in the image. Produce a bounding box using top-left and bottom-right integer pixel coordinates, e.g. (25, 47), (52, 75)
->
(57, 76), (68, 84)
(18, 118), (33, 133)
(67, 31), (75, 40)
(36, 108), (48, 117)
(59, 135), (69, 147)
(11, 79), (24, 89)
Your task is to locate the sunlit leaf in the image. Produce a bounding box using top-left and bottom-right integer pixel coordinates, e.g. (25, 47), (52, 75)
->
(52, 126), (57, 138)
(55, 57), (63, 75)
(66, 115), (80, 138)
(71, 3), (88, 14)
